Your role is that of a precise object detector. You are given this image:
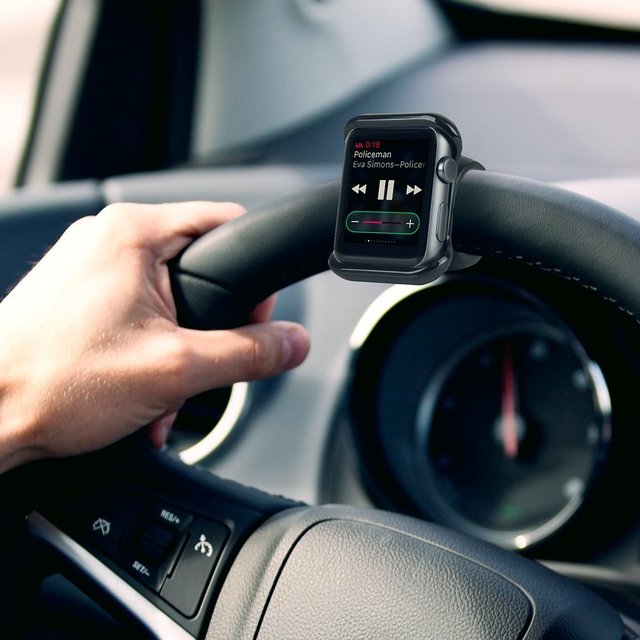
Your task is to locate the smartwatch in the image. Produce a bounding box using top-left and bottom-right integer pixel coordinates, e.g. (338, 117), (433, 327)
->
(329, 113), (479, 284)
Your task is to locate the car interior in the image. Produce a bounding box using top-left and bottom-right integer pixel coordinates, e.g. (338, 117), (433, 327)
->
(2, 0), (640, 638)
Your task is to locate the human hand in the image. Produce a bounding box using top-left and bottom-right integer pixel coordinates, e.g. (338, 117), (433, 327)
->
(0, 201), (310, 473)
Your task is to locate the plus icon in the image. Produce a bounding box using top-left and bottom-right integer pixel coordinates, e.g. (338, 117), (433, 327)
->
(406, 219), (415, 229)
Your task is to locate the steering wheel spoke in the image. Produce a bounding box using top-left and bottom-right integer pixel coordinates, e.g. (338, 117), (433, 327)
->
(23, 436), (298, 638)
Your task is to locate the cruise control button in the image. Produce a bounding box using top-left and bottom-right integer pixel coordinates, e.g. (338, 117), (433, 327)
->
(120, 527), (187, 593)
(137, 522), (177, 564)
(152, 504), (193, 532)
(127, 556), (164, 590)
(161, 518), (228, 617)
(119, 516), (187, 592)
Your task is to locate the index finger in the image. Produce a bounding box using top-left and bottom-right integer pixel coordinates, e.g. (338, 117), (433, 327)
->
(146, 201), (247, 260)
(97, 200), (246, 261)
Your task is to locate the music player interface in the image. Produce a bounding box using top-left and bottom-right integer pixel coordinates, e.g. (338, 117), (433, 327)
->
(342, 133), (435, 248)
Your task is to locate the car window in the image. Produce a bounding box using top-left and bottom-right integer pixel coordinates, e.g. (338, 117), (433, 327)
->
(0, 0), (59, 195)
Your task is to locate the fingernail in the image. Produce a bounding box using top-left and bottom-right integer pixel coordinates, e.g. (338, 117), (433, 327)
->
(148, 414), (175, 450)
(277, 322), (310, 371)
(157, 420), (173, 448)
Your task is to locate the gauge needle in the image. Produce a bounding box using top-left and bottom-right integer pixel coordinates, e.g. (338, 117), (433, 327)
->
(501, 341), (520, 459)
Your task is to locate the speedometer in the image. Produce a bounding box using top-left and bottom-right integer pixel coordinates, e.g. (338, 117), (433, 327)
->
(345, 277), (614, 552)
(417, 324), (611, 549)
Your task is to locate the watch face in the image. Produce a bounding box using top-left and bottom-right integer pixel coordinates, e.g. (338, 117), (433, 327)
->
(335, 127), (437, 263)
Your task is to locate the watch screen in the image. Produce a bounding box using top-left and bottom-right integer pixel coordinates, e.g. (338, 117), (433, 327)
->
(336, 128), (436, 261)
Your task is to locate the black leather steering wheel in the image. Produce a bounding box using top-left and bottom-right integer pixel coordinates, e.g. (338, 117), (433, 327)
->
(171, 170), (640, 331)
(18, 170), (640, 639)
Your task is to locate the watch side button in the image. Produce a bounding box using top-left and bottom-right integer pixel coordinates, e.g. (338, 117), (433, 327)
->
(436, 203), (449, 242)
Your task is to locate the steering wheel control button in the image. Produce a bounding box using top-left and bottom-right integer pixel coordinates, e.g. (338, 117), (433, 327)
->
(115, 503), (195, 592)
(128, 558), (162, 589)
(436, 202), (449, 242)
(436, 157), (458, 184)
(79, 496), (141, 555)
(137, 522), (178, 565)
(160, 518), (229, 617)
(122, 527), (186, 593)
(154, 505), (192, 532)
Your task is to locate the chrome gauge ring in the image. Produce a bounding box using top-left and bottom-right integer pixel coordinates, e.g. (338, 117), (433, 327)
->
(414, 323), (610, 549)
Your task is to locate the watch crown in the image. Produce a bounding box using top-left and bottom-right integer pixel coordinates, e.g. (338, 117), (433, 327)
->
(437, 157), (458, 184)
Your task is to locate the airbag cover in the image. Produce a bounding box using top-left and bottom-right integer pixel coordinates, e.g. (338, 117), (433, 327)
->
(256, 519), (530, 639)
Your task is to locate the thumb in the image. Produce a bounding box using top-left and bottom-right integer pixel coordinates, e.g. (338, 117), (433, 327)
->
(177, 321), (311, 393)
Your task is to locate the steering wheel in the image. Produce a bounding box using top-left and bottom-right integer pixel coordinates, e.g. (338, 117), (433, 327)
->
(10, 170), (640, 639)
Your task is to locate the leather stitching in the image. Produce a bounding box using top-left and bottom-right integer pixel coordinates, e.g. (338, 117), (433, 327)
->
(455, 243), (639, 322)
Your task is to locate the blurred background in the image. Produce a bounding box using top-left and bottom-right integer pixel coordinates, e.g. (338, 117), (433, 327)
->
(0, 0), (58, 195)
(1, 0), (638, 195)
